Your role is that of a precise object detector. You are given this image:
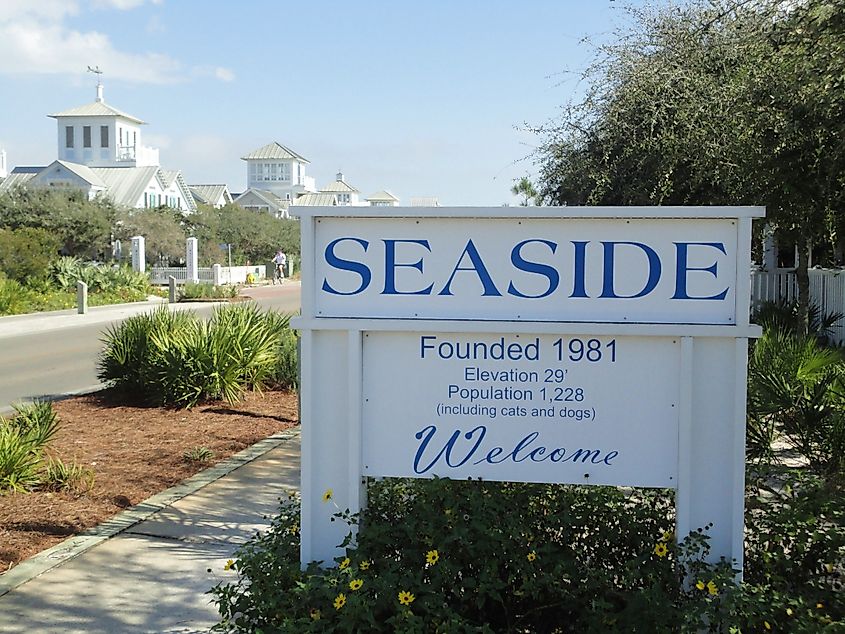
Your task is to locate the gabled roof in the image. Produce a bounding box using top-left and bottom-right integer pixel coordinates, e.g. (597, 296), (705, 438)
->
(234, 188), (289, 210)
(320, 179), (359, 193)
(0, 171), (36, 193)
(189, 184), (232, 205)
(241, 142), (309, 163)
(291, 192), (338, 206)
(90, 166), (160, 207)
(366, 190), (400, 202)
(48, 101), (145, 124)
(159, 169), (179, 189)
(54, 160), (106, 187)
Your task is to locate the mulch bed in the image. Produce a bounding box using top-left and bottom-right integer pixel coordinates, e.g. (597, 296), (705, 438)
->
(0, 389), (298, 574)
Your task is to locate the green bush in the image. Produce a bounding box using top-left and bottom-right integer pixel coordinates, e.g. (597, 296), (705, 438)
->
(212, 476), (844, 633)
(181, 282), (239, 300)
(98, 304), (298, 407)
(41, 456), (95, 492)
(0, 402), (60, 493)
(748, 328), (845, 476)
(0, 227), (61, 283)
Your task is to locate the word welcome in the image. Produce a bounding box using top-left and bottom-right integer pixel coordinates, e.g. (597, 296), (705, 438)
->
(413, 424), (619, 475)
(321, 237), (729, 300)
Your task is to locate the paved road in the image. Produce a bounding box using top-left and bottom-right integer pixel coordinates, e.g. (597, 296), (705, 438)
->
(0, 283), (301, 414)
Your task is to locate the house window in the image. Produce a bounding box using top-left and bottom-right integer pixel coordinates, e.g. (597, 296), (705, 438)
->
(101, 126), (109, 148)
(133, 131), (137, 146)
(83, 126), (91, 148)
(144, 192), (148, 207)
(65, 126), (74, 148)
(280, 162), (290, 182)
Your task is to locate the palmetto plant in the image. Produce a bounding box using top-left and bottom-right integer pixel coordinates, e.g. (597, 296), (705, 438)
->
(0, 401), (60, 493)
(748, 328), (845, 476)
(98, 304), (297, 408)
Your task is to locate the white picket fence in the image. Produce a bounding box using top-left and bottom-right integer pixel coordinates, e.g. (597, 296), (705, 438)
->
(751, 268), (845, 343)
(148, 265), (267, 286)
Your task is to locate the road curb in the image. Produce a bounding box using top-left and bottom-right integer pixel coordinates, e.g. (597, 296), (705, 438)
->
(0, 428), (300, 597)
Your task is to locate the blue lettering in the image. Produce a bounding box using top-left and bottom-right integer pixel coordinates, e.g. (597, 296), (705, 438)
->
(599, 241), (661, 299)
(438, 239), (502, 296)
(511, 431), (540, 462)
(570, 240), (590, 298)
(672, 242), (729, 300)
(321, 237), (371, 295)
(382, 239), (434, 295)
(507, 239), (560, 299)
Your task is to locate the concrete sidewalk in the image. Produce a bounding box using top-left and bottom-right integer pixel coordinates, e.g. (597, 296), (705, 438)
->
(0, 431), (301, 633)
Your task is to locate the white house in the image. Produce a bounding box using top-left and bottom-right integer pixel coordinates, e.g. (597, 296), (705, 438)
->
(320, 171), (362, 205)
(365, 190), (400, 206)
(0, 81), (196, 212)
(189, 184), (233, 208)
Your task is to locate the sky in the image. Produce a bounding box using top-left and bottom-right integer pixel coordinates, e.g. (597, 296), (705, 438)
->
(0, 0), (636, 206)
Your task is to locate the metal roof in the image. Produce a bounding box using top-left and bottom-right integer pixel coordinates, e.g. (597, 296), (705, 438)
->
(48, 101), (146, 124)
(0, 171), (36, 192)
(291, 192), (338, 206)
(90, 166), (160, 207)
(320, 179), (359, 193)
(189, 184), (231, 205)
(159, 169), (178, 189)
(366, 190), (400, 202)
(54, 160), (106, 187)
(240, 142), (309, 163)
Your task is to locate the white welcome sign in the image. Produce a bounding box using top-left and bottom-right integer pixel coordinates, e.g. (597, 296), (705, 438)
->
(292, 206), (763, 574)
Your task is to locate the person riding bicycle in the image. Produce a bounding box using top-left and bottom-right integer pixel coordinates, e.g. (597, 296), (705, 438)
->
(272, 250), (287, 283)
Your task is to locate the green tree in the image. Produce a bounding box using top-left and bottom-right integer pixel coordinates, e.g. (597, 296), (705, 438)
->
(0, 227), (61, 282)
(536, 0), (845, 331)
(115, 207), (186, 266)
(0, 188), (116, 259)
(510, 176), (538, 206)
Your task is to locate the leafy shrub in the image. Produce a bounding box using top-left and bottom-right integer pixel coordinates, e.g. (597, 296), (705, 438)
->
(0, 402), (60, 493)
(41, 456), (95, 492)
(753, 298), (843, 343)
(181, 282), (239, 300)
(183, 446), (215, 463)
(212, 477), (844, 633)
(49, 257), (152, 295)
(98, 304), (297, 407)
(0, 274), (38, 315)
(748, 328), (845, 476)
(0, 227), (61, 283)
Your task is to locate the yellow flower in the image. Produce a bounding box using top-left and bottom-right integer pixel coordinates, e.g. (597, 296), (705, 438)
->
(287, 524), (299, 535)
(695, 580), (705, 591)
(309, 608), (321, 621)
(786, 608), (793, 616)
(349, 579), (363, 591)
(333, 593), (346, 610)
(223, 559), (234, 571)
(824, 563), (834, 573)
(817, 602), (824, 609)
(707, 581), (718, 596)
(764, 621), (771, 630)
(322, 489), (334, 503)
(426, 549), (440, 566)
(527, 551), (537, 562)
(339, 557), (350, 570)
(359, 560), (371, 571)
(654, 543), (668, 558)
(662, 531), (673, 542)
(398, 590), (415, 605)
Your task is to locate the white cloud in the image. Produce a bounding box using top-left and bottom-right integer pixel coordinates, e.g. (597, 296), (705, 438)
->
(144, 133), (171, 150)
(0, 0), (230, 85)
(214, 67), (235, 82)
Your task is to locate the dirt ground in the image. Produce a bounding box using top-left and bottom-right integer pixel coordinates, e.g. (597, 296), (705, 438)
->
(0, 389), (298, 573)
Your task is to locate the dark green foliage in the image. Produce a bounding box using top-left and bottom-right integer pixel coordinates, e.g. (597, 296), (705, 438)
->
(97, 304), (297, 407)
(180, 282), (239, 300)
(748, 329), (845, 476)
(212, 476), (844, 633)
(753, 299), (843, 344)
(114, 207), (187, 266)
(186, 204), (300, 266)
(0, 402), (60, 493)
(0, 227), (61, 282)
(0, 188), (116, 259)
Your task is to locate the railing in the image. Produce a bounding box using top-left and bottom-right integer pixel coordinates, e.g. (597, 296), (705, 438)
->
(149, 267), (214, 285)
(751, 268), (845, 343)
(148, 265), (266, 286)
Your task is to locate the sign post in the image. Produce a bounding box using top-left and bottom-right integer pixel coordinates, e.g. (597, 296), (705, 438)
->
(292, 206), (763, 574)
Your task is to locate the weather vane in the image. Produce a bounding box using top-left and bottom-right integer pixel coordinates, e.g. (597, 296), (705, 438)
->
(87, 65), (103, 78)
